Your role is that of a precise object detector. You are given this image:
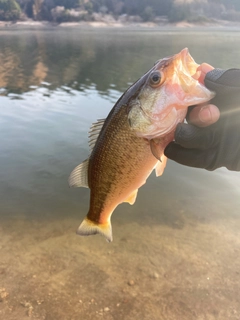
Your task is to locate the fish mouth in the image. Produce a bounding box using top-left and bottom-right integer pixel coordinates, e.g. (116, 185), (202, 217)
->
(178, 48), (199, 78)
(173, 48), (214, 104)
(129, 48), (214, 140)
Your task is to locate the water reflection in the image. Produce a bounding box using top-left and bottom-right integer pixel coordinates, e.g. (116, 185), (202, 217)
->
(0, 28), (240, 217)
(0, 29), (138, 95)
(0, 28), (239, 212)
(1, 28), (240, 97)
(0, 28), (240, 319)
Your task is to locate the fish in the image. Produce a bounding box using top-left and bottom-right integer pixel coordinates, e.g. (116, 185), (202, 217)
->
(69, 48), (214, 242)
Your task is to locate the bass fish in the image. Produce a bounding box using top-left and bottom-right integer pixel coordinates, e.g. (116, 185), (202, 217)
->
(69, 48), (214, 242)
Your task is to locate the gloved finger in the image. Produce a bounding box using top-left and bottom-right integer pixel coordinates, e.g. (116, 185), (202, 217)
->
(205, 68), (240, 108)
(164, 142), (217, 169)
(205, 68), (240, 89)
(174, 123), (218, 150)
(187, 104), (220, 127)
(165, 142), (240, 171)
(193, 63), (214, 85)
(186, 105), (195, 123)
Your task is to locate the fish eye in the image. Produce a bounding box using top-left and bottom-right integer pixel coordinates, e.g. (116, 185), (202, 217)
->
(150, 71), (163, 87)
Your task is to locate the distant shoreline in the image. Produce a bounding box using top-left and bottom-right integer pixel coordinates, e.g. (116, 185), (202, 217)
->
(0, 19), (240, 30)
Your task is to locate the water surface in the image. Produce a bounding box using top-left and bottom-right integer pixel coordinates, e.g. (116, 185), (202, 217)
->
(0, 28), (240, 320)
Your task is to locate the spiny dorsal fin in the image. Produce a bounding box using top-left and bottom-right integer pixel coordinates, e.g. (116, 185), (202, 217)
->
(88, 119), (105, 150)
(68, 159), (89, 188)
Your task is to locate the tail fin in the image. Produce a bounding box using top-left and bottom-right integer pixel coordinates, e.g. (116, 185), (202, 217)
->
(76, 218), (113, 242)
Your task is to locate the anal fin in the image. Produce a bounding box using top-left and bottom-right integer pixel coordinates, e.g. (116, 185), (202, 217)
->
(155, 155), (168, 177)
(124, 189), (138, 205)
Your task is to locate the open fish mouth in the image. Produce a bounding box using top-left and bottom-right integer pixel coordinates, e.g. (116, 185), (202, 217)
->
(128, 48), (215, 140)
(178, 48), (199, 77)
(159, 48), (199, 79)
(173, 48), (203, 93)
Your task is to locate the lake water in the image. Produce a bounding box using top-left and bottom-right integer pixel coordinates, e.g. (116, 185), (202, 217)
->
(0, 27), (240, 320)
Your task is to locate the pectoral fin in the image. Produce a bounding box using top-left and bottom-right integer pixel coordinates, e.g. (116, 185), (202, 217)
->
(150, 138), (162, 161)
(124, 189), (138, 205)
(155, 155), (168, 177)
(150, 139), (168, 176)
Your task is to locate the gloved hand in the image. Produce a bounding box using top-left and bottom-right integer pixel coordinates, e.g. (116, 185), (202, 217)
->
(164, 68), (240, 171)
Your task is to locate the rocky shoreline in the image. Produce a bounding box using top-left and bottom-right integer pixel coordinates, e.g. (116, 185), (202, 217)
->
(0, 17), (240, 29)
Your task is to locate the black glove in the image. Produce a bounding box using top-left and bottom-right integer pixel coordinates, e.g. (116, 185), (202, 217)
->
(164, 68), (240, 171)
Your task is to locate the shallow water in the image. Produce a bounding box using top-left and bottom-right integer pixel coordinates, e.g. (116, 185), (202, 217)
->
(0, 27), (240, 319)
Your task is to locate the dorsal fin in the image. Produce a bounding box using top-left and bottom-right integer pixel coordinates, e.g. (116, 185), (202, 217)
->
(88, 119), (105, 150)
(68, 159), (89, 188)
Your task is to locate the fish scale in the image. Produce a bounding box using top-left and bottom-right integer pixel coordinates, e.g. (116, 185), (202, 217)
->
(88, 105), (156, 220)
(69, 48), (214, 242)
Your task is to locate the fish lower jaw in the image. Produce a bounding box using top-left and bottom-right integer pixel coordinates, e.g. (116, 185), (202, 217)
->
(143, 123), (177, 140)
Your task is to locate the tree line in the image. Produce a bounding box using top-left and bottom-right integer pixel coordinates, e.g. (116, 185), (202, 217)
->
(1, 0), (240, 23)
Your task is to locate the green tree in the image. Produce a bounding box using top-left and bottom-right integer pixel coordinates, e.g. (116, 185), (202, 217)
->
(54, 0), (79, 9)
(0, 0), (21, 20)
(145, 0), (173, 16)
(141, 6), (154, 21)
(168, 2), (191, 22)
(227, 0), (240, 11)
(16, 0), (33, 18)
